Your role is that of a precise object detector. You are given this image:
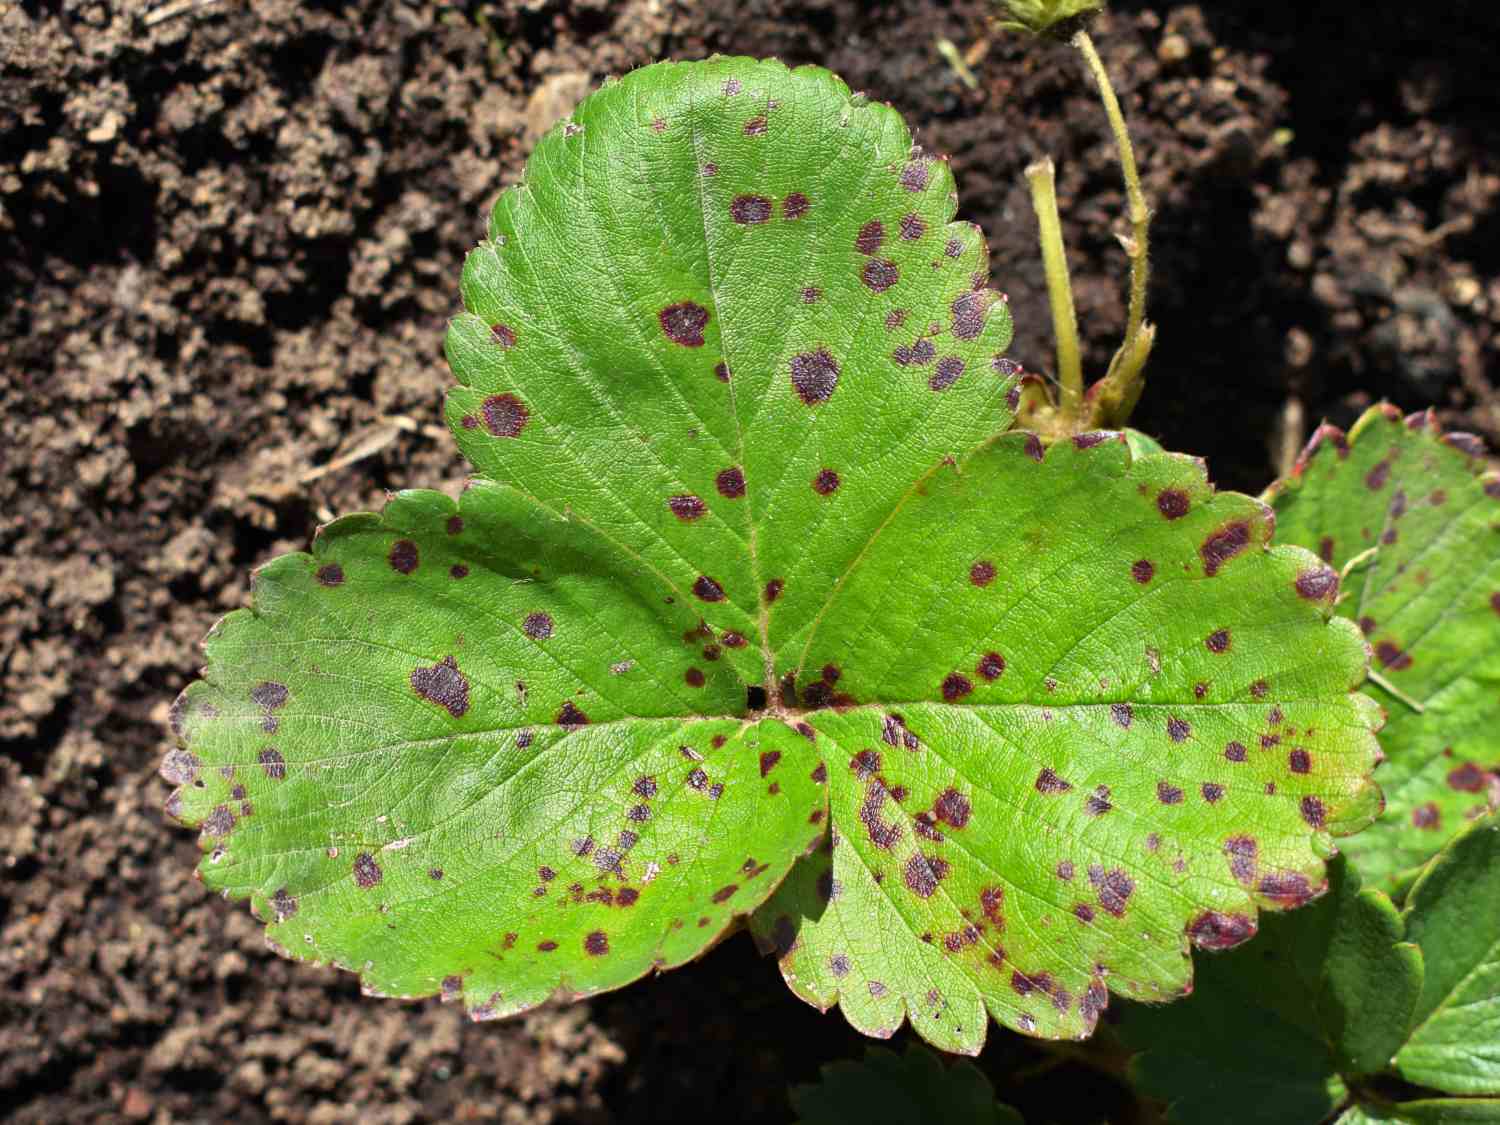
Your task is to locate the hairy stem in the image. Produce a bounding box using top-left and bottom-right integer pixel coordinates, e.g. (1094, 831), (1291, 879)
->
(1026, 157), (1083, 422)
(1072, 28), (1153, 426)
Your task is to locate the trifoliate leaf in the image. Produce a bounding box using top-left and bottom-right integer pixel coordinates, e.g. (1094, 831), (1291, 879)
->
(1395, 815), (1500, 1096)
(1115, 855), (1419, 1124)
(163, 57), (1379, 1048)
(1268, 406), (1500, 891)
(790, 1043), (1021, 1125)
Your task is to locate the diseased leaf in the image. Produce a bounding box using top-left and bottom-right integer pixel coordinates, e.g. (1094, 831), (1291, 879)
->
(1115, 855), (1418, 1124)
(1396, 815), (1500, 1096)
(1268, 406), (1500, 890)
(163, 57), (1380, 1047)
(790, 1042), (1021, 1125)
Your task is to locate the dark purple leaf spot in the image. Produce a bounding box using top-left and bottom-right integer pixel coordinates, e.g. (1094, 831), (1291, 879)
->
(1447, 762), (1486, 792)
(1288, 749), (1311, 774)
(782, 192), (809, 220)
(830, 954), (850, 976)
(1225, 741), (1248, 762)
(859, 781), (902, 849)
(855, 220), (885, 255)
(934, 788), (971, 828)
(862, 258), (899, 293)
(516, 729), (533, 749)
(160, 749), (198, 785)
(951, 292), (986, 339)
(1296, 567), (1339, 600)
(1365, 460), (1391, 490)
(1300, 795), (1326, 828)
(490, 323), (516, 348)
(632, 775), (658, 799)
(1036, 768), (1072, 795)
(812, 468), (840, 495)
(904, 853), (949, 898)
(1157, 489), (1190, 519)
(885, 308), (908, 330)
(722, 631), (747, 649)
(900, 161), (929, 192)
(203, 805), (235, 837)
(1318, 536), (1335, 562)
(743, 116), (766, 136)
(1189, 911), (1256, 950)
(1086, 786), (1113, 816)
(899, 213), (926, 240)
(353, 852), (381, 889)
(976, 652), (1005, 681)
(271, 888), (298, 921)
(1157, 781), (1184, 805)
(316, 563), (344, 587)
(482, 393), (529, 437)
(522, 612), (553, 640)
(585, 931), (609, 956)
(1225, 836), (1258, 883)
(712, 884), (739, 903)
(730, 194), (772, 225)
(801, 287), (822, 304)
(449, 564), (469, 580)
(1167, 717), (1191, 742)
(411, 655), (470, 718)
(1091, 867), (1134, 916)
(257, 748), (286, 781)
(1412, 802), (1441, 829)
(388, 539), (419, 575)
(1201, 782), (1225, 803)
(970, 560), (997, 587)
(669, 494), (707, 521)
(1201, 522), (1252, 576)
(944, 237), (963, 258)
(892, 338), (936, 367)
(659, 301), (710, 346)
(557, 701), (589, 728)
(685, 668), (705, 688)
(941, 672), (973, 702)
(1130, 559), (1155, 584)
(714, 361), (731, 382)
(1024, 435), (1044, 463)
(715, 466), (746, 498)
(692, 575), (726, 603)
(929, 356), (964, 391)
(1257, 872), (1316, 908)
(1056, 860), (1075, 881)
(1376, 641), (1413, 671)
(764, 578), (784, 603)
(759, 751), (781, 778)
(1205, 629), (1231, 654)
(790, 349), (840, 405)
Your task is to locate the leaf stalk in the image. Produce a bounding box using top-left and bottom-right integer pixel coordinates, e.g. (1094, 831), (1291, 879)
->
(1026, 157), (1084, 424)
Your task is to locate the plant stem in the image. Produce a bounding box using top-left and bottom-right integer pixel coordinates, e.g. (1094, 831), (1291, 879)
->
(1026, 157), (1083, 422)
(1072, 28), (1153, 424)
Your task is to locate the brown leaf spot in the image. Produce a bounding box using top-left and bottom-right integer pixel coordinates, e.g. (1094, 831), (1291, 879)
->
(969, 560), (997, 587)
(388, 540), (419, 574)
(1296, 567), (1339, 600)
(316, 563), (344, 587)
(812, 468), (840, 495)
(1167, 716), (1191, 742)
(1376, 641), (1413, 671)
(904, 854), (948, 898)
(489, 323), (516, 349)
(1131, 559), (1155, 584)
(1412, 802), (1441, 829)
(353, 852), (382, 889)
(1157, 781), (1184, 805)
(1188, 911), (1256, 950)
(928, 356), (964, 391)
(934, 788), (971, 829)
(1288, 749), (1311, 774)
(668, 494), (707, 521)
(692, 575), (726, 602)
(584, 931), (609, 956)
(659, 301), (710, 347)
(764, 578), (784, 603)
(1447, 762), (1487, 792)
(941, 672), (973, 701)
(730, 195), (772, 224)
(1035, 768), (1072, 795)
(781, 192), (809, 220)
(1300, 795), (1326, 828)
(481, 393), (529, 437)
(556, 701), (589, 728)
(411, 655), (470, 718)
(976, 651), (1005, 681)
(1205, 629), (1231, 654)
(1156, 489), (1190, 519)
(1201, 522), (1252, 576)
(855, 220), (885, 255)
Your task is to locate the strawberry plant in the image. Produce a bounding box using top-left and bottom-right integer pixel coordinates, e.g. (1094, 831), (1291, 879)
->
(158, 42), (1500, 1121)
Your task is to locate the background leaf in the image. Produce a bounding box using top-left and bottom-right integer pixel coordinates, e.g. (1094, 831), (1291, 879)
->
(1115, 855), (1420, 1123)
(1396, 814), (1500, 1096)
(790, 1042), (1022, 1125)
(1268, 406), (1500, 890)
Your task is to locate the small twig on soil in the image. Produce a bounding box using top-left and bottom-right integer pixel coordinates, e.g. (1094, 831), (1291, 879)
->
(1026, 157), (1084, 423)
(935, 38), (980, 90)
(299, 416), (416, 485)
(143, 0), (227, 28)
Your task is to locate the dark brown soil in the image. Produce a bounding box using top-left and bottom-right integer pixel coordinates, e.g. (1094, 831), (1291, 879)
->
(3, 0), (1497, 1121)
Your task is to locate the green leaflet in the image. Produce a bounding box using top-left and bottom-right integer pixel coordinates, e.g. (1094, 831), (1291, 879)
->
(1396, 816), (1500, 1095)
(790, 1043), (1022, 1125)
(1116, 854), (1417, 1125)
(1118, 816), (1500, 1123)
(162, 57), (1380, 1049)
(1268, 406), (1500, 891)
